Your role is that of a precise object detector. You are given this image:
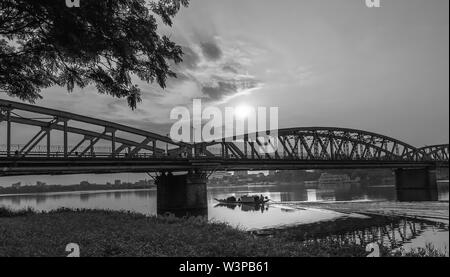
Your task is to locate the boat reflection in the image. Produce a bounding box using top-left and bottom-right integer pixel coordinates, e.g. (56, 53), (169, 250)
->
(214, 203), (269, 213)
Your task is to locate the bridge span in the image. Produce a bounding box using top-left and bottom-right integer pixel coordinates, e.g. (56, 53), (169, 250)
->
(1, 99), (449, 213)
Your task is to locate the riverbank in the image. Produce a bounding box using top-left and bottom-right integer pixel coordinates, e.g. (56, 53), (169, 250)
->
(0, 207), (446, 257)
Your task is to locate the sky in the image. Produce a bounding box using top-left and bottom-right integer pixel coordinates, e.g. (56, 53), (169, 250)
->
(0, 0), (449, 185)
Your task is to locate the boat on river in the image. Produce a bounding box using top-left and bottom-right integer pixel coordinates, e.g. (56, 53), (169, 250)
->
(214, 195), (270, 205)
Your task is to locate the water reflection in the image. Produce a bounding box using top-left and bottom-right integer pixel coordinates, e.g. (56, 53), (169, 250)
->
(303, 218), (449, 254)
(214, 203), (269, 213)
(0, 189), (157, 214)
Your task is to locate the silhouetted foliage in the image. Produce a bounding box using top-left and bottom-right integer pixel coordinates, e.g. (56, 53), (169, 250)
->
(0, 0), (189, 109)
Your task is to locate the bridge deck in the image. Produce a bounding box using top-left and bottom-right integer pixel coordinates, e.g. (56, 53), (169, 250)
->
(0, 156), (445, 176)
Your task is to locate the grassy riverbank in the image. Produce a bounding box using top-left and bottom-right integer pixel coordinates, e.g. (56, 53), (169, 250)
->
(0, 207), (447, 257)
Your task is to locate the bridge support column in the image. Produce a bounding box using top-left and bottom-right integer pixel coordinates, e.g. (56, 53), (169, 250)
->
(394, 167), (438, 201)
(156, 171), (208, 217)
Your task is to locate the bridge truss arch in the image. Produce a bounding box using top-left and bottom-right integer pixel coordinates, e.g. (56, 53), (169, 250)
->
(0, 99), (189, 158)
(200, 127), (447, 162)
(418, 144), (449, 162)
(0, 99), (448, 165)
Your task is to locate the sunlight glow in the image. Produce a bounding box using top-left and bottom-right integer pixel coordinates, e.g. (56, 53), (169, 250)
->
(235, 104), (253, 119)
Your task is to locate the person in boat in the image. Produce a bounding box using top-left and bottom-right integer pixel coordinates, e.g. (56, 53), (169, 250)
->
(226, 196), (237, 202)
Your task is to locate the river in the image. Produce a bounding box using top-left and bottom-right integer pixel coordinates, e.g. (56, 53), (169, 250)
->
(0, 181), (448, 254)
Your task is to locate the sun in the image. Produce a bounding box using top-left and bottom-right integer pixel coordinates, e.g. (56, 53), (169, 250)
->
(235, 105), (253, 119)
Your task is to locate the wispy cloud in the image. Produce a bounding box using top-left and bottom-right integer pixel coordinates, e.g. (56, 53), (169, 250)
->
(167, 36), (265, 104)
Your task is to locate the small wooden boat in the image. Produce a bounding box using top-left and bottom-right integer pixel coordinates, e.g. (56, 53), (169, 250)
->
(214, 195), (270, 205)
(214, 199), (270, 205)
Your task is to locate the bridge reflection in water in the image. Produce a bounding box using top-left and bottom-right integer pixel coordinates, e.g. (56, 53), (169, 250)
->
(299, 218), (449, 253)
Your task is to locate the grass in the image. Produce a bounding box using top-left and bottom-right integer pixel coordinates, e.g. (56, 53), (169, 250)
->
(0, 207), (447, 257)
(391, 244), (449, 257)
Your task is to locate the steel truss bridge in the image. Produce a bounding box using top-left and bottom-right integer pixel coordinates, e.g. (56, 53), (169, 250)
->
(0, 99), (448, 176)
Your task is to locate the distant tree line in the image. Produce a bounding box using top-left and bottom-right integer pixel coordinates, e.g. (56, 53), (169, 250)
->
(268, 169), (394, 186)
(0, 181), (155, 195)
(207, 169), (396, 187)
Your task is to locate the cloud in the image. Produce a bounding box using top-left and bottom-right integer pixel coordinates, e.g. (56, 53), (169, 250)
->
(201, 78), (261, 100)
(222, 65), (239, 74)
(200, 41), (222, 61)
(168, 37), (264, 104)
(180, 46), (200, 69)
(202, 81), (237, 100)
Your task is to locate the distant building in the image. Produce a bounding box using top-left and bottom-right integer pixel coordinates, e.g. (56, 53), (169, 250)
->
(210, 171), (232, 180)
(114, 180), (121, 186)
(234, 171), (248, 177)
(268, 170), (277, 176)
(256, 173), (266, 178)
(317, 173), (360, 189)
(11, 182), (21, 189)
(36, 181), (47, 187)
(136, 179), (151, 186)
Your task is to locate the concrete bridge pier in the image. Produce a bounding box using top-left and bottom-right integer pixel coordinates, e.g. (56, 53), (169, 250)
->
(394, 167), (438, 201)
(156, 171), (208, 217)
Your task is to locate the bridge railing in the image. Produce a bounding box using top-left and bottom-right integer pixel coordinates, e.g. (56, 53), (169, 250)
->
(0, 146), (443, 162)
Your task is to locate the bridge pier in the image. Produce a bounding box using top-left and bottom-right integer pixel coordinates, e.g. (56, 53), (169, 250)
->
(394, 167), (438, 201)
(156, 171), (208, 217)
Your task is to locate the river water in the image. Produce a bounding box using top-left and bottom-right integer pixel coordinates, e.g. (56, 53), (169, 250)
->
(0, 182), (448, 254)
